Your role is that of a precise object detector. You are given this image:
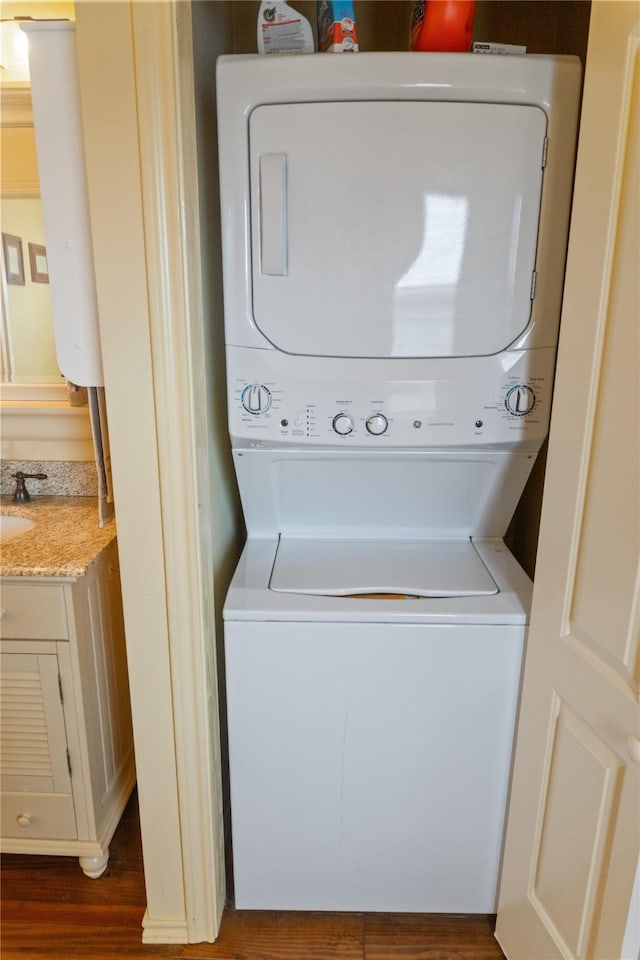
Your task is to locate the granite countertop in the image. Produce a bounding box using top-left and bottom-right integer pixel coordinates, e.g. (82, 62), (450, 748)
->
(0, 496), (116, 578)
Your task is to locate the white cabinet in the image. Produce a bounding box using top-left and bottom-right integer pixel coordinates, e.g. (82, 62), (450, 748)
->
(0, 541), (135, 877)
(1, 648), (77, 841)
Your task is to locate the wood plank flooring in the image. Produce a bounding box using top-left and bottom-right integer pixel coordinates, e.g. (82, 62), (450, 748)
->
(1, 791), (506, 959)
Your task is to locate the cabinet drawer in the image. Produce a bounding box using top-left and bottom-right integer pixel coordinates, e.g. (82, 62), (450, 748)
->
(0, 584), (68, 640)
(1, 792), (77, 840)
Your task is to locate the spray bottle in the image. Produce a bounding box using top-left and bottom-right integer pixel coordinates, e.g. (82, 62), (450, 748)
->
(257, 1), (314, 55)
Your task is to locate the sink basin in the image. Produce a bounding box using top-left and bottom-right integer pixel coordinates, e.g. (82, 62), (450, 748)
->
(0, 514), (35, 542)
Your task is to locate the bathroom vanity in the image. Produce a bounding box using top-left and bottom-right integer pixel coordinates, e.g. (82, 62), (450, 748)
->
(0, 498), (134, 878)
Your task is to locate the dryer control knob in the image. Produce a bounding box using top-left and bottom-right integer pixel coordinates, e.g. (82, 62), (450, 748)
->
(241, 383), (272, 415)
(366, 413), (388, 436)
(505, 384), (536, 416)
(333, 413), (354, 436)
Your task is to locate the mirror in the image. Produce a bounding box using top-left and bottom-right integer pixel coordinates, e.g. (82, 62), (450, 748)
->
(1, 83), (62, 385)
(0, 12), (92, 463)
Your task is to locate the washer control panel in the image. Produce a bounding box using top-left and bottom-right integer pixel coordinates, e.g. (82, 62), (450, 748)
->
(228, 348), (556, 448)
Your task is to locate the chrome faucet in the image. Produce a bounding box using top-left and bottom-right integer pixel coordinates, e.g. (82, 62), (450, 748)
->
(11, 471), (48, 503)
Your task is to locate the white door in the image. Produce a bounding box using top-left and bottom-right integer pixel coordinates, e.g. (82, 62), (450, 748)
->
(250, 101), (545, 358)
(495, 5), (640, 959)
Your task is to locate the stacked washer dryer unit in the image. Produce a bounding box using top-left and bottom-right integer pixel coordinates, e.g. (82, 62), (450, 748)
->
(217, 53), (580, 913)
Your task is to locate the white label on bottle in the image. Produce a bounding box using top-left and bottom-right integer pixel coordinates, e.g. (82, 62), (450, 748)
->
(259, 3), (313, 54)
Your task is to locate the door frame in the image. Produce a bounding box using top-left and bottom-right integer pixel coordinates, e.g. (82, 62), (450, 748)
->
(75, 1), (225, 943)
(76, 0), (640, 948)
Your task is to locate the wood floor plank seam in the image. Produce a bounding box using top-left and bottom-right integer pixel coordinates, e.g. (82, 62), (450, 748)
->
(0, 792), (505, 960)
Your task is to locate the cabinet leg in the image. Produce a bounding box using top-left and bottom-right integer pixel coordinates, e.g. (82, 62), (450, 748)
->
(79, 850), (109, 879)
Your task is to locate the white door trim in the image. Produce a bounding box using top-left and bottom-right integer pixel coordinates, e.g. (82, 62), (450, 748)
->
(129, 2), (226, 943)
(75, 1), (225, 943)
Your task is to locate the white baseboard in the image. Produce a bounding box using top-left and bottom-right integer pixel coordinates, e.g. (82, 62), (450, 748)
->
(141, 912), (189, 944)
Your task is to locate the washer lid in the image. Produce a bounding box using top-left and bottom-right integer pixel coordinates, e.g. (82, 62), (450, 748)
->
(270, 538), (498, 598)
(250, 100), (546, 359)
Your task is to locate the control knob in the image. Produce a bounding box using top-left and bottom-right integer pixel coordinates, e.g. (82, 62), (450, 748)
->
(505, 384), (536, 416)
(366, 413), (388, 436)
(241, 383), (272, 415)
(332, 413), (354, 436)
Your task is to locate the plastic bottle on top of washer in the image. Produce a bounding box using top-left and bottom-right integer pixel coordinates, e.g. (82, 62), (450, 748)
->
(410, 0), (476, 52)
(257, 1), (315, 55)
(317, 1), (359, 52)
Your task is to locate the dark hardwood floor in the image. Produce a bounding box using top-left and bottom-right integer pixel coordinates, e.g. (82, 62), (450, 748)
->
(1, 791), (506, 959)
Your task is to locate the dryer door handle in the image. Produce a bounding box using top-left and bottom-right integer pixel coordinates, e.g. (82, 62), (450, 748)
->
(259, 153), (288, 276)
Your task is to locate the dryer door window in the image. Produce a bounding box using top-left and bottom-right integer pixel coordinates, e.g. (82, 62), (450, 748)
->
(249, 100), (546, 358)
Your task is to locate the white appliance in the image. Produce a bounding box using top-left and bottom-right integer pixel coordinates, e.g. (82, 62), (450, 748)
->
(217, 52), (581, 912)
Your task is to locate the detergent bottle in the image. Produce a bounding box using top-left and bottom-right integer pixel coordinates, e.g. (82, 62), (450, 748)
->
(410, 0), (476, 52)
(317, 1), (359, 52)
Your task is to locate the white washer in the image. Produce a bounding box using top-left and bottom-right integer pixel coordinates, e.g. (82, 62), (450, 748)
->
(217, 53), (581, 912)
(225, 537), (530, 912)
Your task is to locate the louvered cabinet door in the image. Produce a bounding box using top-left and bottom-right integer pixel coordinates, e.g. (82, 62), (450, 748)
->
(0, 649), (76, 840)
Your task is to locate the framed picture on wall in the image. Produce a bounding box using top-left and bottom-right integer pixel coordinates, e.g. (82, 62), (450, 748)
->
(28, 243), (49, 284)
(2, 233), (25, 285)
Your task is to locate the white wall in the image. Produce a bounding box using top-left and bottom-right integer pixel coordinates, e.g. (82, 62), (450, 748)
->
(2, 198), (58, 383)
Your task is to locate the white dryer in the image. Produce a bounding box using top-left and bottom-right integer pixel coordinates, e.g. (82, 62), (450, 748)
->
(216, 53), (581, 912)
